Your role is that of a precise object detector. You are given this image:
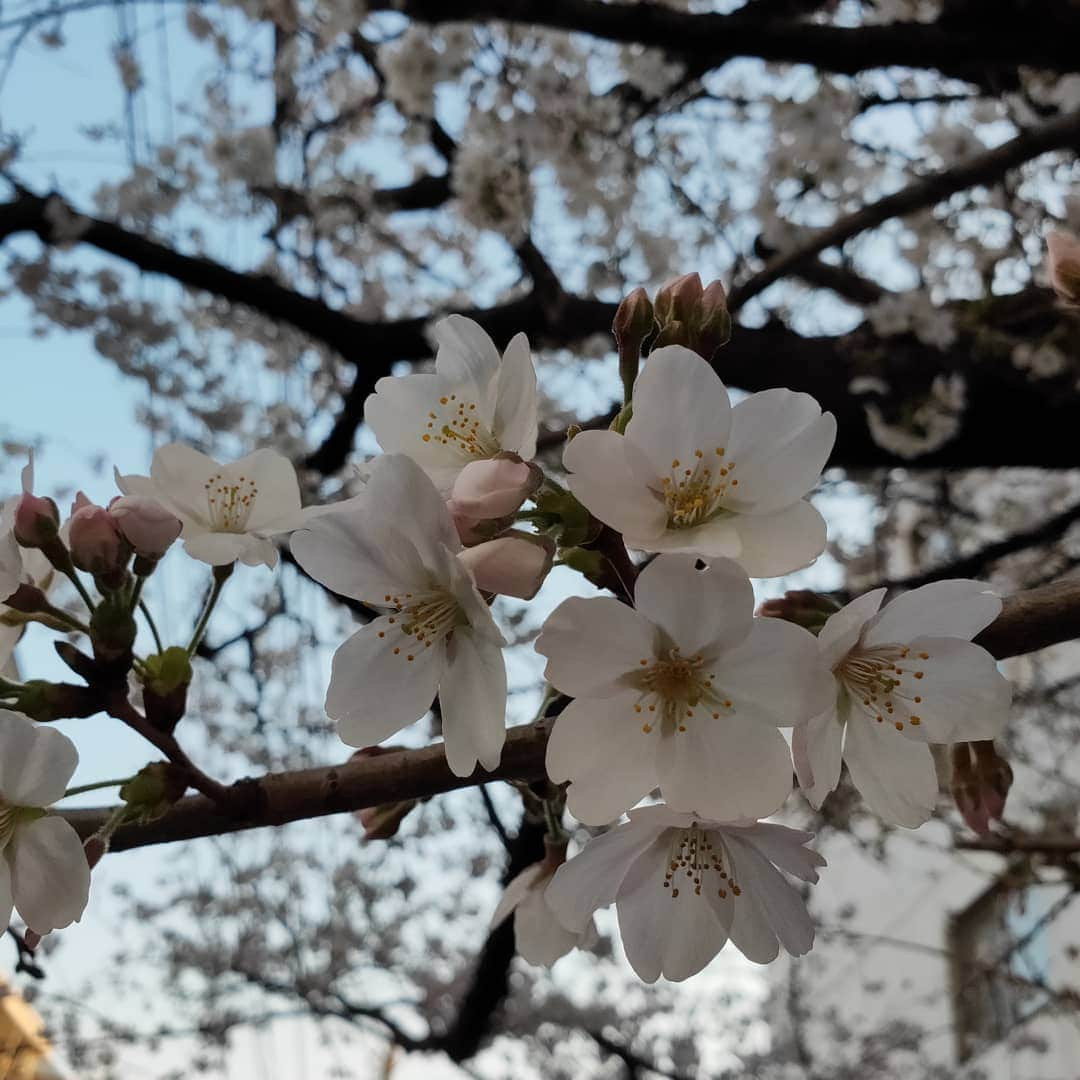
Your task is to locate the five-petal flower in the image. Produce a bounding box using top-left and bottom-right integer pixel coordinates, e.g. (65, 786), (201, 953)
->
(290, 454), (509, 777)
(116, 444), (306, 568)
(0, 708), (91, 936)
(364, 315), (538, 494)
(545, 804), (824, 982)
(791, 580), (1011, 828)
(536, 555), (834, 824)
(563, 345), (836, 575)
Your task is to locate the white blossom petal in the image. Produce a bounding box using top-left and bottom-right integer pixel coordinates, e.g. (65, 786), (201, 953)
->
(564, 430), (668, 540)
(818, 589), (887, 668)
(633, 555), (753, 658)
(535, 596), (658, 698)
(439, 629), (507, 776)
(792, 703), (844, 809)
(290, 507), (428, 603)
(514, 886), (581, 966)
(843, 714), (938, 828)
(433, 314), (502, 410)
(493, 332), (538, 458)
(891, 636), (1011, 743)
(729, 499), (827, 577)
(724, 833), (816, 961)
(629, 517), (742, 559)
(548, 696), (659, 825)
(0, 710), (77, 807)
(545, 816), (666, 934)
(710, 618), (834, 728)
(656, 716), (793, 822)
(627, 345), (733, 479)
(232, 448), (305, 532)
(723, 823), (826, 884)
(183, 531), (267, 567)
(10, 815), (91, 934)
(617, 836), (728, 982)
(326, 620), (445, 748)
(723, 391), (836, 514)
(491, 864), (544, 929)
(145, 443), (220, 524)
(864, 580), (1002, 645)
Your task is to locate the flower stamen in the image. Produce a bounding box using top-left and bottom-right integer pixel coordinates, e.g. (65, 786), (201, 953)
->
(205, 473), (258, 533)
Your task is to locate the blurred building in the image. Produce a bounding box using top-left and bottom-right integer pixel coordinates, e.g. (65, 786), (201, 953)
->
(0, 974), (68, 1079)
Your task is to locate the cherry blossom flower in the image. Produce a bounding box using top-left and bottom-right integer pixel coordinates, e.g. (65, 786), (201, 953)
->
(364, 316), (538, 494)
(791, 581), (1011, 828)
(109, 495), (182, 559)
(0, 708), (91, 935)
(290, 454), (508, 777)
(116, 444), (305, 568)
(545, 805), (824, 981)
(563, 345), (836, 575)
(536, 555), (833, 825)
(491, 838), (595, 966)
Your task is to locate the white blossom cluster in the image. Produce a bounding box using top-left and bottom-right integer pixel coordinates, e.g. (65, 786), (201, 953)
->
(0, 307), (1015, 983)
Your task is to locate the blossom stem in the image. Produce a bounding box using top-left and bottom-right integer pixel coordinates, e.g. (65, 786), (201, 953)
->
(541, 799), (566, 842)
(186, 563), (233, 656)
(61, 777), (134, 799)
(63, 567), (97, 613)
(128, 573), (147, 614)
(139, 600), (164, 653)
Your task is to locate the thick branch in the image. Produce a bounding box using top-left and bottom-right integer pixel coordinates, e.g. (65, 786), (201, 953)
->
(62, 579), (1080, 851)
(369, 0), (1080, 82)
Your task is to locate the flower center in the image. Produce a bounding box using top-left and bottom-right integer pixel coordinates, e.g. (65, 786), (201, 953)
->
(837, 642), (930, 732)
(658, 448), (738, 530)
(420, 393), (500, 461)
(661, 825), (741, 901)
(205, 472), (258, 533)
(628, 647), (734, 735)
(374, 587), (466, 661)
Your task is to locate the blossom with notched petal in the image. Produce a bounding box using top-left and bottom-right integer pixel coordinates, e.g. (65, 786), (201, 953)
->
(290, 454), (509, 777)
(536, 555), (833, 825)
(116, 444), (305, 568)
(791, 581), (1012, 828)
(364, 315), (538, 494)
(545, 805), (824, 982)
(563, 345), (835, 576)
(0, 708), (91, 936)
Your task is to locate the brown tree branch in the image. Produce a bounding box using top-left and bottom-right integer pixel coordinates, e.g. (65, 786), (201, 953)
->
(368, 0), (1080, 82)
(61, 578), (1080, 852)
(728, 106), (1080, 312)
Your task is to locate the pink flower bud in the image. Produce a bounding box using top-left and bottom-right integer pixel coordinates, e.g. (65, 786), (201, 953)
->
(1046, 230), (1080, 305)
(654, 272), (703, 326)
(13, 492), (60, 548)
(951, 742), (1012, 836)
(459, 531), (555, 600)
(68, 493), (129, 575)
(109, 494), (182, 558)
(447, 455), (542, 522)
(357, 799), (418, 841)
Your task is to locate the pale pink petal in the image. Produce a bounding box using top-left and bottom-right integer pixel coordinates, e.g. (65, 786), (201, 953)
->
(729, 500), (827, 577)
(548, 696), (659, 825)
(535, 596), (658, 698)
(817, 589), (887, 668)
(564, 430), (668, 540)
(792, 703), (844, 809)
(0, 709), (77, 807)
(326, 620), (445, 748)
(864, 580), (1001, 646)
(514, 886), (581, 966)
(545, 817), (667, 934)
(617, 835), (729, 982)
(10, 816), (91, 934)
(656, 717), (793, 822)
(493, 332), (539, 459)
(626, 345), (733, 479)
(633, 555), (753, 658)
(439, 629), (507, 776)
(842, 715), (938, 828)
(722, 823), (826, 884)
(710, 618), (834, 728)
